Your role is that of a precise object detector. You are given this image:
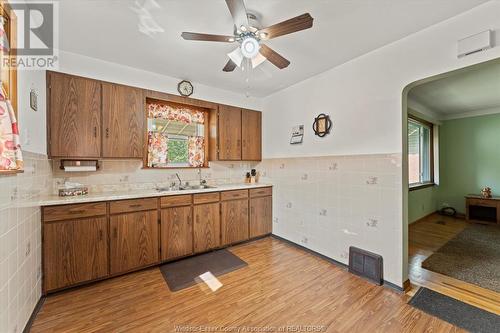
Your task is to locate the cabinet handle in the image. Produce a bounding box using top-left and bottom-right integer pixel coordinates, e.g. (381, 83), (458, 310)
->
(93, 127), (97, 138)
(129, 204), (142, 208)
(113, 227), (118, 238)
(105, 128), (109, 138)
(69, 210), (85, 214)
(99, 230), (103, 241)
(242, 140), (246, 148)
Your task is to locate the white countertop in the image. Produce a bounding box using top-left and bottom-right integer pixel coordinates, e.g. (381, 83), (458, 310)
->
(37, 183), (273, 206)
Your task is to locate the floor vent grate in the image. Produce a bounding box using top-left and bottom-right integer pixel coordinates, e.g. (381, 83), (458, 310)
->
(348, 247), (383, 285)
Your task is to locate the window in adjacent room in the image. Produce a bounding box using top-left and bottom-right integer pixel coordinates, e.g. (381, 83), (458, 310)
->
(146, 100), (208, 168)
(408, 116), (434, 188)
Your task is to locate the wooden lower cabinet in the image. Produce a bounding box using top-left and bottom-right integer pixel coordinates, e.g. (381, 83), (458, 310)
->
(42, 187), (272, 293)
(110, 210), (159, 275)
(193, 203), (220, 253)
(250, 196), (273, 238)
(43, 217), (108, 292)
(161, 206), (193, 260)
(221, 199), (249, 245)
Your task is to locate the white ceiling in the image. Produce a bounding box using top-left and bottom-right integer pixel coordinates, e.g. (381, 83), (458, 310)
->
(409, 60), (500, 117)
(58, 0), (488, 97)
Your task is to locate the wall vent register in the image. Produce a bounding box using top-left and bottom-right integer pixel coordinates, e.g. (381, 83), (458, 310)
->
(348, 246), (383, 285)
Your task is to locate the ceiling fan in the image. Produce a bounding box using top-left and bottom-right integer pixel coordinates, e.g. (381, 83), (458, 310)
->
(181, 0), (313, 72)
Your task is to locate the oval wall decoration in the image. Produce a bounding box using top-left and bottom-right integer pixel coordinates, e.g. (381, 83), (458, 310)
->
(312, 113), (332, 137)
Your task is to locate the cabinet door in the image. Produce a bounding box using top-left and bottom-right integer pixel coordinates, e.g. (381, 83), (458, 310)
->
(250, 196), (272, 238)
(110, 211), (159, 275)
(241, 109), (262, 161)
(161, 206), (193, 260)
(193, 203), (220, 253)
(218, 105), (242, 160)
(44, 217), (108, 292)
(221, 199), (249, 245)
(102, 83), (144, 158)
(48, 72), (101, 157)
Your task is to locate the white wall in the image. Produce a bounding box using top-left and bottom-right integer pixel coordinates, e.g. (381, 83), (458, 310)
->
(17, 50), (263, 155)
(262, 1), (500, 286)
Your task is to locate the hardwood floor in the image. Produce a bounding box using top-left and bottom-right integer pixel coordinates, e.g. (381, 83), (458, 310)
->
(409, 213), (500, 315)
(32, 237), (464, 333)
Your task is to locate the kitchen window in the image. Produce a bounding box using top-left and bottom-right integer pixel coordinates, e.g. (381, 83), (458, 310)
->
(146, 100), (208, 168)
(408, 116), (434, 189)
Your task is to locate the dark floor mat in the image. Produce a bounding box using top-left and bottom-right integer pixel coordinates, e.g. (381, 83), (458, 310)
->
(159, 249), (248, 292)
(409, 287), (500, 333)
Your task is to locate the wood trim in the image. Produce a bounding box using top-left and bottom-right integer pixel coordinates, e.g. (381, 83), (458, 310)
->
(1, 1), (17, 115)
(408, 182), (436, 191)
(143, 97), (212, 169)
(0, 169), (24, 175)
(408, 114), (435, 186)
(409, 211), (439, 225)
(403, 279), (411, 293)
(22, 296), (45, 333)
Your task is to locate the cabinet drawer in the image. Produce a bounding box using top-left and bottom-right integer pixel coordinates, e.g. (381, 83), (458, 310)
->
(250, 187), (272, 198)
(467, 198), (498, 208)
(43, 202), (106, 222)
(194, 192), (220, 204)
(221, 189), (249, 201)
(161, 195), (192, 208)
(110, 198), (157, 214)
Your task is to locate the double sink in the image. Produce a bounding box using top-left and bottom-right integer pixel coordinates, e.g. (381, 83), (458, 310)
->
(156, 184), (217, 192)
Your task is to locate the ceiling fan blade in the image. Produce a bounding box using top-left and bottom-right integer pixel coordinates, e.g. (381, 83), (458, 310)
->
(259, 44), (290, 69)
(223, 59), (237, 72)
(225, 0), (248, 29)
(259, 13), (313, 40)
(181, 32), (235, 42)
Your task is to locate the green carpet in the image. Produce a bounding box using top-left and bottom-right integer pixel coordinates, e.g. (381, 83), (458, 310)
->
(422, 223), (500, 293)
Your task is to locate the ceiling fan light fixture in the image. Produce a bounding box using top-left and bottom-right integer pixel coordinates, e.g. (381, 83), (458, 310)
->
(240, 37), (260, 59)
(251, 52), (266, 68)
(228, 47), (244, 67)
(258, 31), (268, 39)
(240, 25), (247, 32)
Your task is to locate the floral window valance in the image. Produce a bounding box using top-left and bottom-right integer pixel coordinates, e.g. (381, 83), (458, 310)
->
(148, 103), (205, 124)
(146, 101), (206, 168)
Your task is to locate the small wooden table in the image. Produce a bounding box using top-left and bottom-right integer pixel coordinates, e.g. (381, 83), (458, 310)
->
(465, 195), (500, 225)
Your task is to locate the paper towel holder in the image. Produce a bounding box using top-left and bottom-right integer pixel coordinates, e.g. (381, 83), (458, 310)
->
(59, 159), (100, 171)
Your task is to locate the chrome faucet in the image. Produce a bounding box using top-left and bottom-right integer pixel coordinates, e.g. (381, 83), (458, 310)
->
(198, 168), (207, 186)
(175, 173), (182, 188)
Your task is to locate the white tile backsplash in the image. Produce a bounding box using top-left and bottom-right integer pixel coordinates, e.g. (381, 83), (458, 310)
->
(0, 151), (51, 333)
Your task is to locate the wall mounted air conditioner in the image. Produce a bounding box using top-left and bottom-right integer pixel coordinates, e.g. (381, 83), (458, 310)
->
(457, 30), (492, 58)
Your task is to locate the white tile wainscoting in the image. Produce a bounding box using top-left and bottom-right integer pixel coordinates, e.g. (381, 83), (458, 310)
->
(257, 153), (403, 285)
(0, 152), (52, 333)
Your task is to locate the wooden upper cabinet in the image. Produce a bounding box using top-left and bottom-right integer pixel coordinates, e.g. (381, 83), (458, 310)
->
(242, 109), (262, 161)
(102, 83), (144, 158)
(43, 217), (108, 292)
(110, 210), (159, 275)
(218, 105), (242, 160)
(48, 72), (101, 158)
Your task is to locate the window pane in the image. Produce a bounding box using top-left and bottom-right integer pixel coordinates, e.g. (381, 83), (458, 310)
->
(408, 121), (421, 184)
(167, 138), (189, 165)
(408, 118), (432, 185)
(146, 102), (206, 168)
(421, 125), (431, 183)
